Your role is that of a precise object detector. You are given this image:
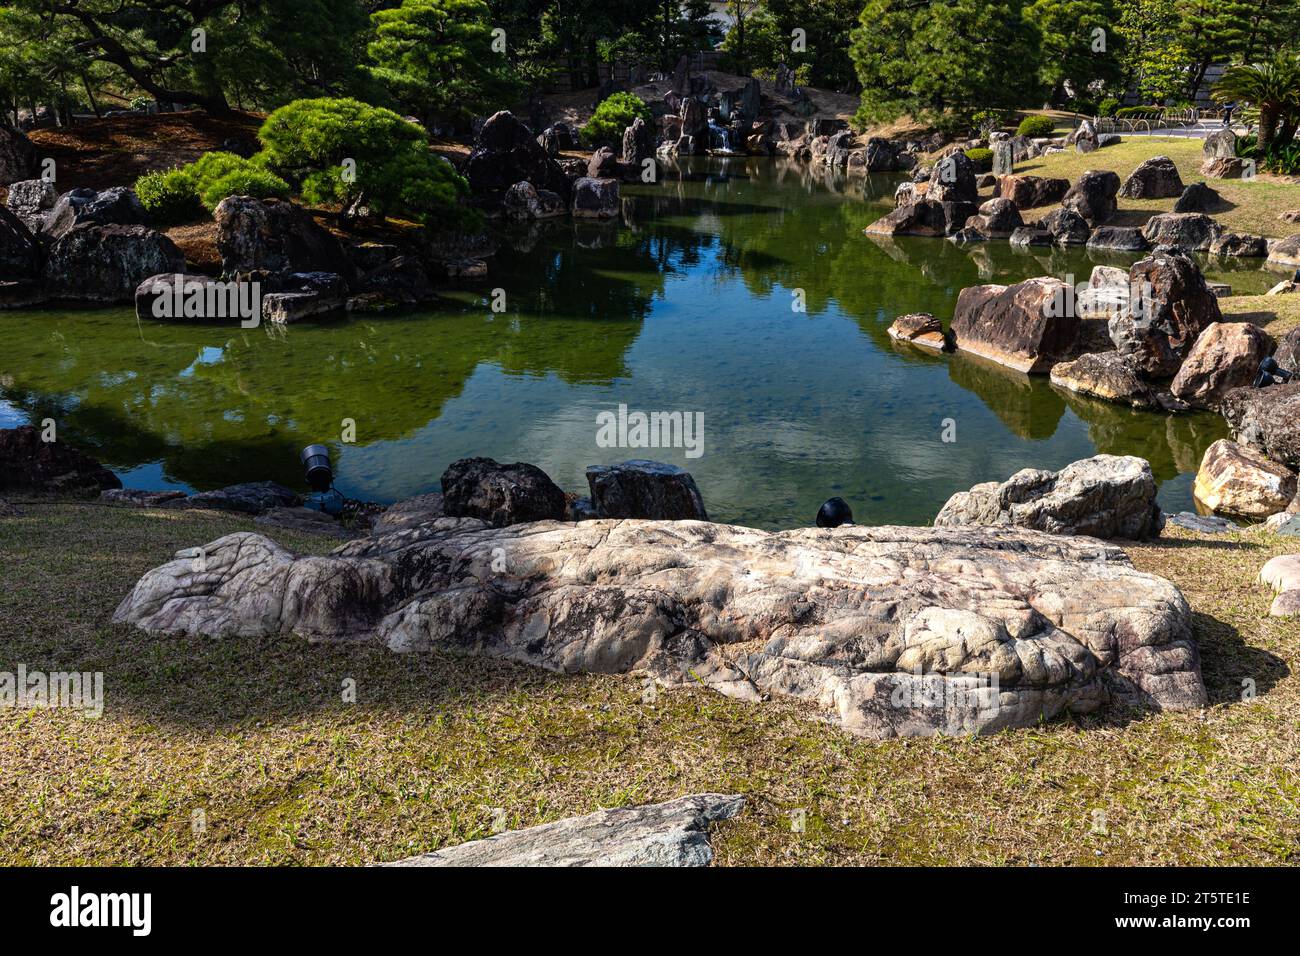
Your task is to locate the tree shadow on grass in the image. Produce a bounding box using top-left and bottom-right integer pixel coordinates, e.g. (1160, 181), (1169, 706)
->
(1191, 609), (1289, 706)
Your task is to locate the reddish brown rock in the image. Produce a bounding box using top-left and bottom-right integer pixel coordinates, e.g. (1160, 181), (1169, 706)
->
(951, 277), (1080, 373)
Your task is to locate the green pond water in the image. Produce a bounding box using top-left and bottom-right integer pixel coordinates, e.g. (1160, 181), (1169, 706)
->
(2, 156), (1279, 529)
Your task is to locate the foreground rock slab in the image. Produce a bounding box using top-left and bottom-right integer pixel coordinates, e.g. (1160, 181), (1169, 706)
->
(114, 515), (1205, 737)
(934, 454), (1163, 540)
(383, 794), (744, 867)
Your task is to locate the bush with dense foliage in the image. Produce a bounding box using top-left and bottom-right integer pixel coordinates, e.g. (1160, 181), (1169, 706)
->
(258, 97), (473, 226)
(580, 92), (652, 148)
(964, 147), (993, 170)
(1098, 97), (1121, 117)
(135, 152), (291, 221)
(1015, 115), (1057, 138)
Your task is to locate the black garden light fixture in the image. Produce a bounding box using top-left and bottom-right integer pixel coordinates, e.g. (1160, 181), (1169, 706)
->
(300, 444), (345, 516)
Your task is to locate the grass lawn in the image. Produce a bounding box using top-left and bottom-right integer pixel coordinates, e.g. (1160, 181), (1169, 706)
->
(1221, 294), (1300, 337)
(1, 500), (1297, 865)
(1013, 137), (1300, 239)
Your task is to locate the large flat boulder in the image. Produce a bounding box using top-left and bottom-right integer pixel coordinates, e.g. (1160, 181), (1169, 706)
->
(0, 425), (121, 497)
(1170, 321), (1273, 408)
(1193, 439), (1296, 519)
(934, 454), (1164, 540)
(1086, 226), (1149, 253)
(1268, 234), (1300, 269)
(950, 277), (1079, 373)
(384, 793), (743, 867)
(1220, 383), (1300, 470)
(113, 517), (1205, 734)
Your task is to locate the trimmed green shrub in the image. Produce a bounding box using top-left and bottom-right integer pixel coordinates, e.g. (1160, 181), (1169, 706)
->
(964, 147), (993, 170)
(135, 168), (204, 224)
(1098, 98), (1121, 117)
(580, 92), (652, 148)
(1015, 115), (1057, 138)
(1116, 106), (1163, 119)
(198, 166), (292, 210)
(134, 152), (291, 221)
(258, 97), (474, 227)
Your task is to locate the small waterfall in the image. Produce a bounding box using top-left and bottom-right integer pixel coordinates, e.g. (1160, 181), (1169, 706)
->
(707, 120), (733, 152)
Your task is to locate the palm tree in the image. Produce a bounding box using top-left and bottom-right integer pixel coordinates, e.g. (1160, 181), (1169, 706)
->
(1212, 53), (1300, 152)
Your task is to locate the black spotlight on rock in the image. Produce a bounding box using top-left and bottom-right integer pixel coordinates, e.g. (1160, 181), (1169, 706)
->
(816, 496), (853, 528)
(300, 444), (344, 516)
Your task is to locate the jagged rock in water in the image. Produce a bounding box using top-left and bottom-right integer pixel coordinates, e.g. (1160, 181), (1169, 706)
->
(1209, 232), (1266, 258)
(571, 177), (619, 218)
(440, 457), (567, 526)
(383, 794), (744, 867)
(585, 460), (708, 520)
(43, 224), (184, 303)
(113, 517), (1206, 736)
(934, 454), (1164, 540)
(865, 199), (977, 238)
(1049, 352), (1159, 409)
(887, 312), (946, 350)
(214, 196), (355, 283)
(1109, 247), (1222, 378)
(1086, 226), (1149, 253)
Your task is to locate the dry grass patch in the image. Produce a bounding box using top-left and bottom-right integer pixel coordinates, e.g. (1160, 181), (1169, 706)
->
(1, 503), (1297, 865)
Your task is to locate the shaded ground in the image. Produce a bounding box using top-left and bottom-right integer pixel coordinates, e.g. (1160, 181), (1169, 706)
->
(0, 501), (1295, 865)
(25, 112), (264, 191)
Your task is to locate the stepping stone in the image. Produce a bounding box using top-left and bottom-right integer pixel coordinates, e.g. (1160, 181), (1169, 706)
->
(1168, 511), (1239, 534)
(381, 794), (744, 867)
